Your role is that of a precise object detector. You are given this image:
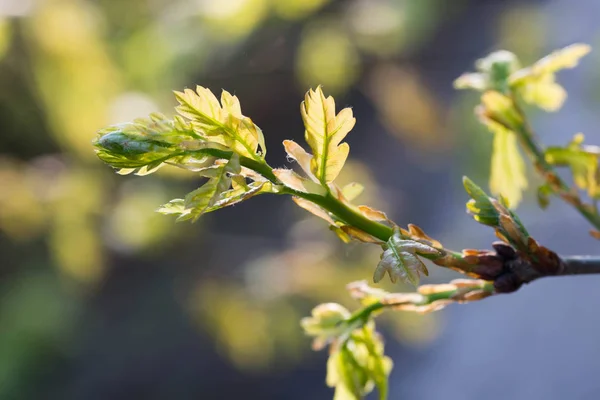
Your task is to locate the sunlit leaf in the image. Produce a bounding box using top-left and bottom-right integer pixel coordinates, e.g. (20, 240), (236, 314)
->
(340, 226), (382, 243)
(480, 91), (523, 128)
(486, 119), (528, 208)
(453, 72), (488, 91)
(373, 228), (439, 285)
(406, 224), (443, 249)
(292, 197), (336, 225)
(282, 139), (317, 181)
(325, 323), (392, 400)
(161, 154), (241, 222)
(301, 303), (350, 351)
(517, 73), (566, 112)
(509, 43), (591, 111)
(463, 176), (500, 226)
(93, 113), (215, 175)
(509, 43), (591, 85)
(357, 205), (389, 222)
(341, 182), (364, 202)
(273, 168), (327, 195)
(301, 86), (355, 184)
(174, 86), (266, 159)
(545, 133), (599, 198)
(454, 50), (520, 93)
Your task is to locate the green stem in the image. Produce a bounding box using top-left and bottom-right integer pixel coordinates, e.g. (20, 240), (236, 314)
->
(510, 99), (600, 231)
(198, 147), (478, 272)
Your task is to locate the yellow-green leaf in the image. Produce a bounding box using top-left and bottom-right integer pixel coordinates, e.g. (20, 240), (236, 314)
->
(480, 91), (523, 128)
(174, 86), (266, 159)
(301, 86), (355, 184)
(282, 139), (317, 181)
(374, 228), (438, 286)
(518, 73), (566, 112)
(357, 205), (389, 222)
(341, 182), (364, 202)
(545, 133), (599, 198)
(161, 154), (241, 222)
(509, 43), (591, 85)
(487, 120), (528, 208)
(273, 168), (327, 195)
(292, 197), (336, 225)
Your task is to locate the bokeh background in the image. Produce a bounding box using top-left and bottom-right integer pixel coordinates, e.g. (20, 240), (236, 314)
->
(1, 0), (600, 398)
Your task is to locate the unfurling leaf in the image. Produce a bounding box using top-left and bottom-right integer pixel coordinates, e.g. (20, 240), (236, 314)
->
(93, 113), (208, 175)
(300, 303), (350, 351)
(168, 154), (241, 222)
(340, 226), (382, 244)
(486, 119), (527, 208)
(509, 43), (591, 111)
(282, 140), (318, 181)
(273, 169), (327, 195)
(479, 91), (523, 129)
(373, 228), (439, 286)
(174, 86), (266, 159)
(454, 50), (520, 93)
(292, 197), (336, 225)
(406, 224), (443, 249)
(537, 183), (553, 209)
(341, 182), (364, 202)
(157, 154), (272, 222)
(509, 43), (591, 85)
(545, 133), (600, 198)
(463, 176), (500, 226)
(463, 177), (531, 252)
(516, 73), (566, 112)
(326, 323), (392, 400)
(301, 86), (355, 184)
(357, 205), (389, 222)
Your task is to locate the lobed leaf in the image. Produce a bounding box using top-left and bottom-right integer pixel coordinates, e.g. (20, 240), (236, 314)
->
(174, 86), (266, 159)
(325, 323), (392, 400)
(373, 228), (439, 286)
(509, 43), (591, 85)
(357, 205), (389, 222)
(155, 154), (274, 222)
(545, 133), (600, 198)
(301, 86), (355, 184)
(509, 43), (591, 112)
(486, 119), (528, 208)
(282, 140), (318, 181)
(292, 197), (336, 225)
(341, 182), (364, 202)
(273, 169), (327, 195)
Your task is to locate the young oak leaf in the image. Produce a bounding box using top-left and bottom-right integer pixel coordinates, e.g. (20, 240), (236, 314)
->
(545, 133), (599, 198)
(509, 43), (591, 111)
(340, 226), (382, 244)
(273, 169), (327, 195)
(174, 86), (266, 159)
(161, 154), (241, 222)
(341, 182), (364, 202)
(93, 114), (220, 176)
(282, 140), (318, 181)
(292, 197), (336, 225)
(301, 86), (355, 184)
(373, 228), (440, 286)
(326, 324), (393, 400)
(486, 119), (528, 208)
(357, 205), (389, 222)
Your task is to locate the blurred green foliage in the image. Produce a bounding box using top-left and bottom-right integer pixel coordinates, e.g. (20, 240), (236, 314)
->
(0, 0), (579, 398)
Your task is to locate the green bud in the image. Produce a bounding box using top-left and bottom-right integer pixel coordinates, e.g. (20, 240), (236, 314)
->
(95, 131), (173, 156)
